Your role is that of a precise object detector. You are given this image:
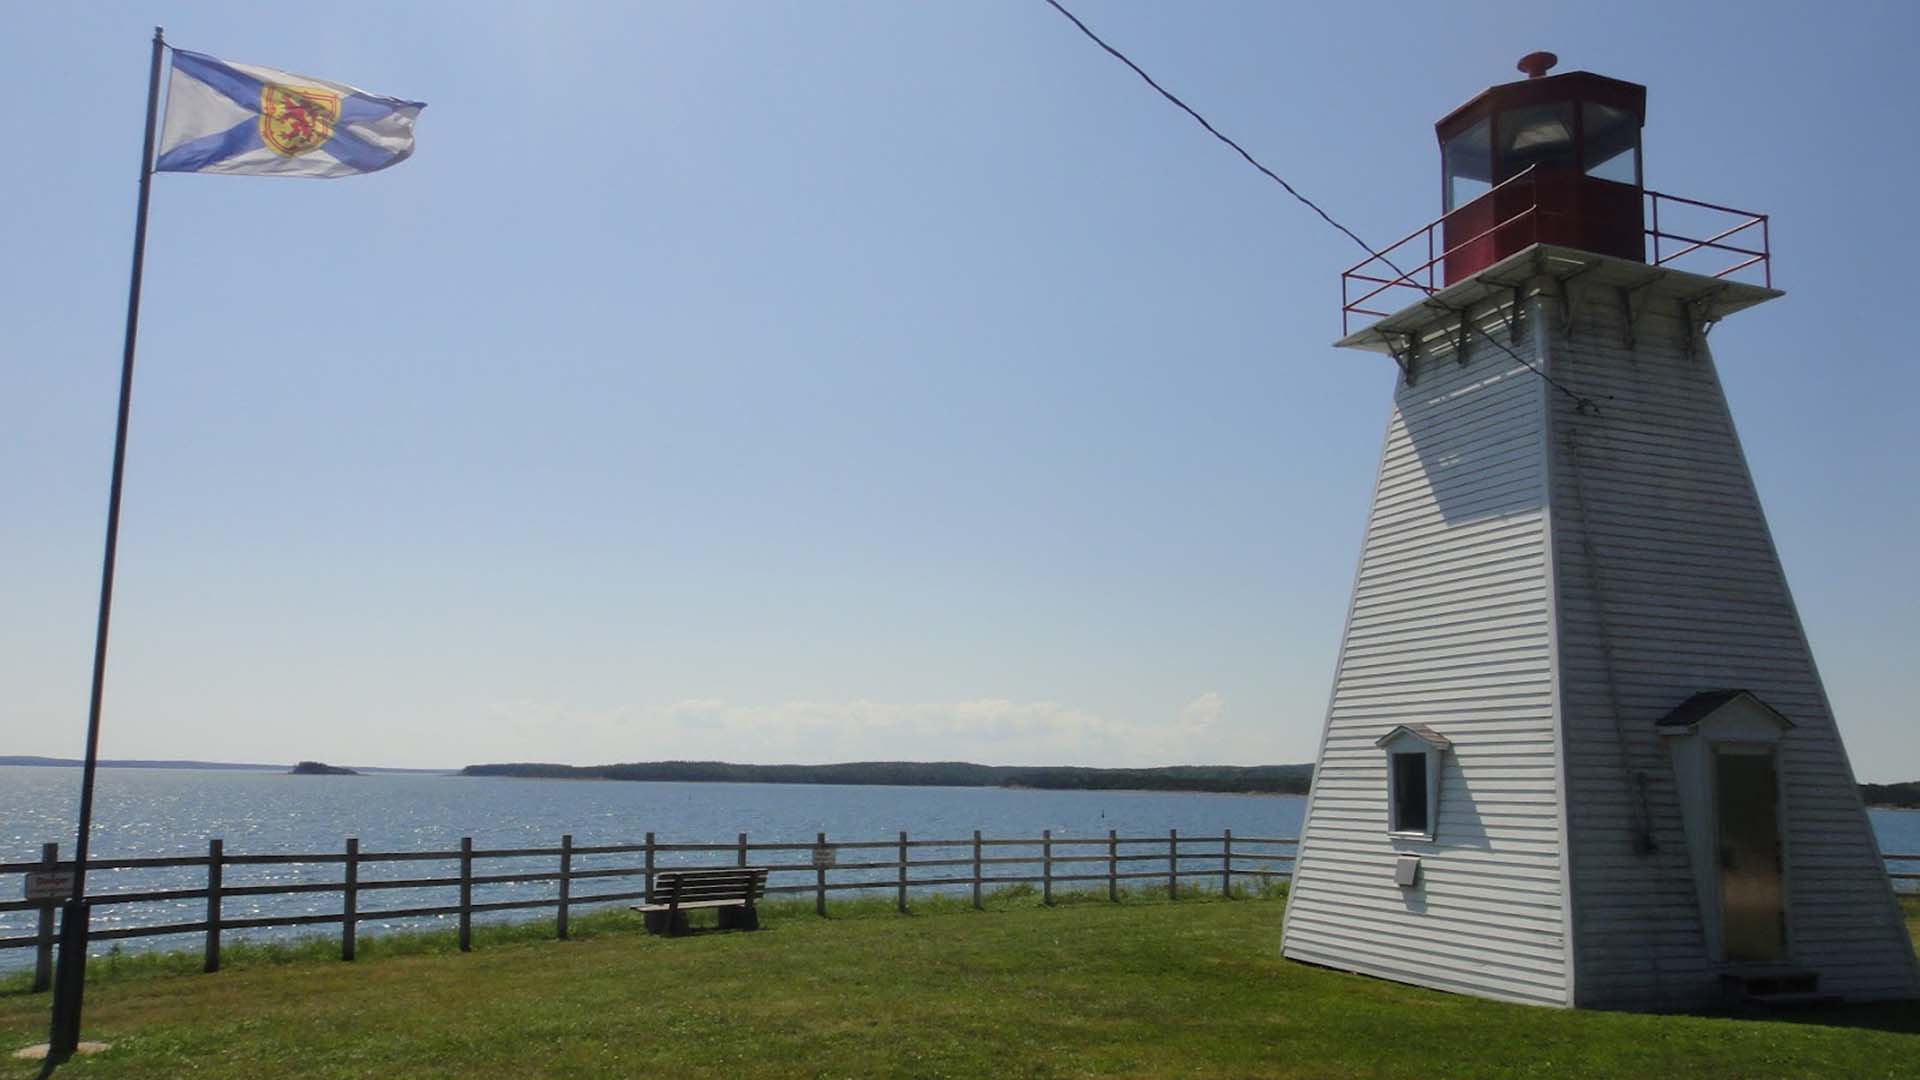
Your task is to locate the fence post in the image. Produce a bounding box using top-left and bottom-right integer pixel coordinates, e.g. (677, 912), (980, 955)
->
(458, 836), (473, 952)
(1222, 829), (1233, 899)
(1168, 829), (1178, 900)
(1108, 829), (1118, 902)
(556, 834), (572, 941)
(971, 830), (983, 910)
(737, 831), (748, 868)
(31, 842), (56, 992)
(203, 838), (224, 972)
(815, 831), (828, 917)
(342, 837), (359, 961)
(644, 831), (656, 903)
(1042, 829), (1053, 905)
(897, 830), (909, 914)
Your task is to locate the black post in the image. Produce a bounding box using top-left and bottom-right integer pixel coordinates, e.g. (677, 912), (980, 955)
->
(458, 837), (473, 952)
(49, 25), (166, 1059)
(203, 838), (223, 973)
(32, 843), (57, 993)
(555, 834), (571, 941)
(1168, 828), (1178, 900)
(343, 838), (359, 960)
(1042, 829), (1053, 906)
(971, 830), (982, 910)
(814, 832), (828, 917)
(1222, 829), (1233, 899)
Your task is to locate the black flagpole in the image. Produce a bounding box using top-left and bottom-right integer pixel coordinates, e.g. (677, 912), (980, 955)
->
(47, 24), (166, 1059)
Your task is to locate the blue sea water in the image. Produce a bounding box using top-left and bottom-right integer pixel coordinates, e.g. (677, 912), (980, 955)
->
(0, 765), (1302, 968)
(2, 765), (1915, 970)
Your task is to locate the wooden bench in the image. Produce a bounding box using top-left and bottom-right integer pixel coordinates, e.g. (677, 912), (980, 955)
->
(632, 867), (769, 936)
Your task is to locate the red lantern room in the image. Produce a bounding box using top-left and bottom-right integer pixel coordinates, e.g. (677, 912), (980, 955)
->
(1339, 53), (1773, 337)
(1437, 52), (1645, 283)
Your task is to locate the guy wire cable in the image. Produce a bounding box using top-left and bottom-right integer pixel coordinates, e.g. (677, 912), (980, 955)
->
(1039, 0), (1610, 416)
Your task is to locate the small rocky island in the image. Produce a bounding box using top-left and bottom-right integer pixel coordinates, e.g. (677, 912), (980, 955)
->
(289, 760), (358, 776)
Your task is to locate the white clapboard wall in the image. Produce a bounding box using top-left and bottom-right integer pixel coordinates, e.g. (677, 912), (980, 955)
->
(1282, 300), (1570, 1008)
(1286, 255), (1917, 1009)
(1546, 287), (1919, 1007)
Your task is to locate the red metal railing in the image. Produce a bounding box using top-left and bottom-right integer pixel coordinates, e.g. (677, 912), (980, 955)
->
(1339, 171), (1771, 335)
(1646, 190), (1771, 287)
(1339, 167), (1546, 334)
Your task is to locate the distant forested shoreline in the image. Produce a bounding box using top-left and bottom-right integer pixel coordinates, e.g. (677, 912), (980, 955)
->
(459, 760), (1315, 794)
(1860, 781), (1920, 809)
(7, 754), (1917, 805)
(459, 761), (1920, 805)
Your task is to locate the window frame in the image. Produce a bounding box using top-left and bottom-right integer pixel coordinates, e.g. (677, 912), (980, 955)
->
(1375, 724), (1449, 843)
(1388, 751), (1432, 836)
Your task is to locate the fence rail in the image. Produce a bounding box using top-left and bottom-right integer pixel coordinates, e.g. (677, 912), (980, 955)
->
(0, 829), (1301, 990)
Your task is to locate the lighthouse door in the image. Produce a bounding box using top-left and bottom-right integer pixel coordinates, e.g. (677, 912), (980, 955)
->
(1715, 749), (1786, 963)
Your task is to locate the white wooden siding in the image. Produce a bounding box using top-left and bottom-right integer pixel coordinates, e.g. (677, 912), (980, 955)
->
(1283, 315), (1571, 1008)
(1546, 286), (1919, 1007)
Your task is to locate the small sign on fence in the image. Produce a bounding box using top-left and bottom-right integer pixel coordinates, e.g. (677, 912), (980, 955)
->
(24, 870), (74, 903)
(811, 845), (837, 868)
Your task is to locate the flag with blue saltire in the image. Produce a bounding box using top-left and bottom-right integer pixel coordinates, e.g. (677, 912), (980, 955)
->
(155, 49), (423, 178)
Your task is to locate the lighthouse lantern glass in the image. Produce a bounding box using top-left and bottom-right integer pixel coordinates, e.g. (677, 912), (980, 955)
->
(1442, 117), (1491, 212)
(1583, 100), (1640, 185)
(1495, 101), (1576, 182)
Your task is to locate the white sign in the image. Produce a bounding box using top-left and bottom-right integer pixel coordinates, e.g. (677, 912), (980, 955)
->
(24, 870), (75, 903)
(810, 845), (837, 869)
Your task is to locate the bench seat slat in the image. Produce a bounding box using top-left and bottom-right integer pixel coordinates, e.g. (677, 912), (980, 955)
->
(654, 869), (768, 876)
(633, 891), (760, 907)
(653, 870), (764, 881)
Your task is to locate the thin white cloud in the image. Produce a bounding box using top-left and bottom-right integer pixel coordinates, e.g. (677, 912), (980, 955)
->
(1177, 691), (1225, 736)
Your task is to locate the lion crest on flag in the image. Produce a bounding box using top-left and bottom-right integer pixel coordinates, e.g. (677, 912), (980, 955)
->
(259, 83), (340, 157)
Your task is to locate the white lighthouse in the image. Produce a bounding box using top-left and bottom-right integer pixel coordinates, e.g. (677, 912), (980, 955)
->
(1281, 53), (1918, 1009)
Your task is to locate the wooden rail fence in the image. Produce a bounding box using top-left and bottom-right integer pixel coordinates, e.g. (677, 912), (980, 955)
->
(0, 829), (1300, 991)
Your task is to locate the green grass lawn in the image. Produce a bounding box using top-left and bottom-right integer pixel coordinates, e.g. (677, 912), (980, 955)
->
(3, 890), (1917, 1079)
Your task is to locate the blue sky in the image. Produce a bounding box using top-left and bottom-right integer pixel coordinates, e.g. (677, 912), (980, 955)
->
(2, 2), (1915, 776)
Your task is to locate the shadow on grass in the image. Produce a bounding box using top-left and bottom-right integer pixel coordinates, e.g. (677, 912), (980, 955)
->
(1669, 997), (1920, 1037)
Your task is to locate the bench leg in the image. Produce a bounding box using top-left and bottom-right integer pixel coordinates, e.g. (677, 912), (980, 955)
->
(644, 910), (691, 937)
(718, 905), (759, 932)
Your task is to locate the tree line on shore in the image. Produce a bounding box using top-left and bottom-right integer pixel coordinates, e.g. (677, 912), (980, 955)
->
(458, 760), (1920, 805)
(1859, 781), (1920, 809)
(5, 755), (1915, 804)
(459, 760), (1316, 794)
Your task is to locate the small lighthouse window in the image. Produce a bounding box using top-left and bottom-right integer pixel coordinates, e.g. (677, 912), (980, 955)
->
(1496, 101), (1576, 182)
(1583, 101), (1640, 186)
(1390, 752), (1430, 834)
(1442, 117), (1491, 212)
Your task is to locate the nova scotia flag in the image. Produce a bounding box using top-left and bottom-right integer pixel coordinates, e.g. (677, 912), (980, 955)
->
(155, 49), (423, 178)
